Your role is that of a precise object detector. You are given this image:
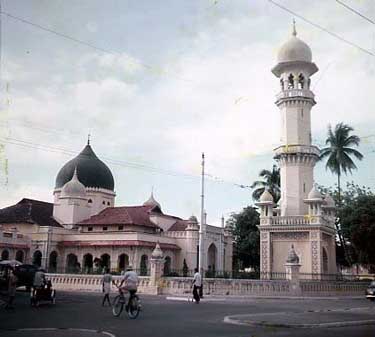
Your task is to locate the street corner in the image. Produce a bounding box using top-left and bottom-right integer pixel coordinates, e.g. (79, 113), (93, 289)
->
(223, 307), (375, 329)
(0, 328), (116, 337)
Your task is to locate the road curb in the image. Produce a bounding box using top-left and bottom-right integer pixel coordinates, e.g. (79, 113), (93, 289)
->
(223, 315), (375, 329)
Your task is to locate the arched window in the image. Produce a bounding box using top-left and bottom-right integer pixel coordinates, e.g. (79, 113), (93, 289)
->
(140, 255), (148, 276)
(280, 78), (284, 90)
(207, 243), (217, 277)
(1, 249), (9, 261)
(298, 73), (305, 89)
(49, 251), (58, 273)
(83, 253), (93, 273)
(288, 74), (294, 89)
(66, 253), (79, 273)
(118, 253), (129, 272)
(15, 250), (24, 263)
(163, 256), (171, 276)
(88, 199), (93, 204)
(100, 253), (111, 270)
(33, 250), (42, 267)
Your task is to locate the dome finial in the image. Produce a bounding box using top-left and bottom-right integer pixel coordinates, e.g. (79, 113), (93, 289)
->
(292, 18), (297, 36)
(87, 132), (91, 145)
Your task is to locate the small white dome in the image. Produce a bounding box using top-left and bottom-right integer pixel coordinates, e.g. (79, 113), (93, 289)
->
(308, 185), (322, 200)
(143, 192), (161, 209)
(188, 215), (198, 223)
(324, 194), (335, 207)
(61, 168), (87, 198)
(151, 242), (163, 259)
(260, 189), (274, 202)
(277, 35), (312, 63)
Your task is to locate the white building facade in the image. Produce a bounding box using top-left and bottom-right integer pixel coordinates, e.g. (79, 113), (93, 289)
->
(257, 24), (337, 276)
(0, 141), (233, 276)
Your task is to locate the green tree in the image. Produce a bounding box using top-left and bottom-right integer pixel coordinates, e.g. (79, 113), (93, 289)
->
(319, 123), (363, 205)
(227, 206), (260, 271)
(318, 182), (373, 268)
(250, 164), (280, 202)
(338, 184), (375, 270)
(319, 123), (363, 264)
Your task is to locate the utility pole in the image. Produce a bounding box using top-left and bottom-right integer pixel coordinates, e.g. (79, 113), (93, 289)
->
(198, 153), (205, 297)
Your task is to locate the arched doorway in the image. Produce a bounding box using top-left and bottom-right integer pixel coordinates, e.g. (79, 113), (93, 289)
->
(207, 243), (217, 276)
(322, 248), (328, 273)
(1, 249), (9, 261)
(83, 253), (93, 273)
(163, 256), (171, 276)
(140, 255), (148, 276)
(49, 251), (58, 272)
(15, 250), (24, 263)
(66, 253), (79, 273)
(118, 254), (129, 272)
(33, 250), (42, 267)
(100, 254), (110, 271)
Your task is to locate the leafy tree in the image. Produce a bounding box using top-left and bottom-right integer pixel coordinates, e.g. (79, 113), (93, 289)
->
(250, 164), (280, 202)
(227, 206), (260, 271)
(318, 182), (374, 268)
(339, 185), (375, 270)
(319, 123), (363, 264)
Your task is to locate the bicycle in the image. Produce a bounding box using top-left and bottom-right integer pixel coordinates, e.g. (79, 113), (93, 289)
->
(112, 285), (141, 319)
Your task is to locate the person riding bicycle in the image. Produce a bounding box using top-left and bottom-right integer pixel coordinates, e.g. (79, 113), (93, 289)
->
(119, 266), (138, 296)
(33, 267), (46, 290)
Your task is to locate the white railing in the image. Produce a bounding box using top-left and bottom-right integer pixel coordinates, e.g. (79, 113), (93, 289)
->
(274, 144), (320, 156)
(276, 89), (315, 100)
(269, 215), (320, 225)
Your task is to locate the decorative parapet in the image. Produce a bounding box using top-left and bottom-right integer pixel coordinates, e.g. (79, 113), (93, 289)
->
(0, 229), (31, 248)
(260, 215), (334, 228)
(276, 89), (315, 101)
(274, 144), (320, 157)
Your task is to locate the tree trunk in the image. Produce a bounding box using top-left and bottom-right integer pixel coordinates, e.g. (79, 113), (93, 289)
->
(336, 172), (352, 265)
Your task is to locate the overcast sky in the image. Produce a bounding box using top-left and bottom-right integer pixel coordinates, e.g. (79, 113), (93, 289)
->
(0, 0), (374, 225)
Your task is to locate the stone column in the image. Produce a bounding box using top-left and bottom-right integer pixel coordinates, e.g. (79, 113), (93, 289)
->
(285, 245), (302, 296)
(149, 243), (164, 295)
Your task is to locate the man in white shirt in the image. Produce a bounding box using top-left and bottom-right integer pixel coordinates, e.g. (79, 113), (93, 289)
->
(33, 268), (46, 289)
(192, 268), (202, 303)
(119, 266), (139, 296)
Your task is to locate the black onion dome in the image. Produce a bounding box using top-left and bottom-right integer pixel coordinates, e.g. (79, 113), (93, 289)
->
(55, 144), (114, 191)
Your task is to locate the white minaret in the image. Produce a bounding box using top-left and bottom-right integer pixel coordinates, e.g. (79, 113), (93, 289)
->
(271, 22), (320, 216)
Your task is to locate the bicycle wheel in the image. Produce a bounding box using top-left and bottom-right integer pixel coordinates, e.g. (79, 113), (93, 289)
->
(112, 295), (124, 317)
(127, 295), (140, 319)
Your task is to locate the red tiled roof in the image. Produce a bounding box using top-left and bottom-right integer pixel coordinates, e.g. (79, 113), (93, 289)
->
(79, 205), (159, 228)
(59, 240), (180, 250)
(0, 198), (62, 228)
(168, 219), (188, 231)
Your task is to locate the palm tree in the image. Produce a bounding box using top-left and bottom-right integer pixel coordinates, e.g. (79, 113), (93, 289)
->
(251, 164), (280, 202)
(319, 123), (363, 265)
(319, 123), (363, 205)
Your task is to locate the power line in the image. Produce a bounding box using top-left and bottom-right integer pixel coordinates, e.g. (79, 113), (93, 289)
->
(0, 10), (193, 83)
(335, 0), (375, 25)
(267, 0), (375, 57)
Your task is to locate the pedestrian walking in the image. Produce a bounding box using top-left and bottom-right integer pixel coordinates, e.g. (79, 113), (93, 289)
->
(192, 268), (202, 304)
(101, 268), (112, 306)
(5, 269), (18, 310)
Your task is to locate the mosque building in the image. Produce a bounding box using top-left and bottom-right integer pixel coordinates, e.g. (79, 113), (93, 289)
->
(256, 23), (337, 276)
(0, 141), (233, 275)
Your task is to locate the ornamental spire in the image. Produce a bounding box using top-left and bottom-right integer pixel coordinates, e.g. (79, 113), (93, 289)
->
(292, 18), (297, 36)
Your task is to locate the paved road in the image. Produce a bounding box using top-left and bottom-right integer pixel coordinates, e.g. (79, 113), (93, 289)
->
(1, 291), (375, 337)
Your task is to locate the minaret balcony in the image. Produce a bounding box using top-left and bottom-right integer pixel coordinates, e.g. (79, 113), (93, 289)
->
(274, 144), (320, 157)
(276, 89), (315, 103)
